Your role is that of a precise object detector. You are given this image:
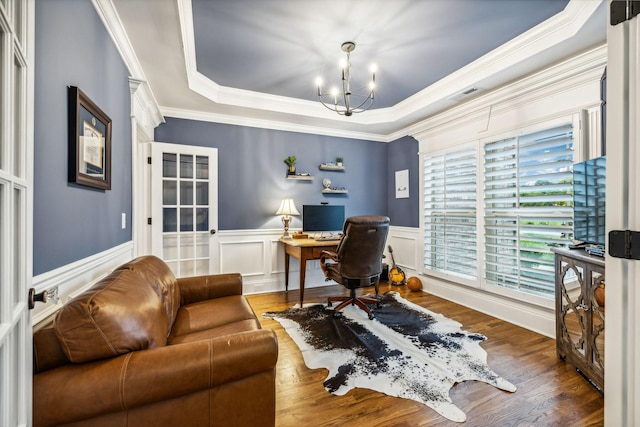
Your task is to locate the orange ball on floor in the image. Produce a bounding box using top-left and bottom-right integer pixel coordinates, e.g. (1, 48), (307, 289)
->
(406, 276), (422, 292)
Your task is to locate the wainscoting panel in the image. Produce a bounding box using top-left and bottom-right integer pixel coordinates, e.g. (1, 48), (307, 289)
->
(219, 240), (265, 277)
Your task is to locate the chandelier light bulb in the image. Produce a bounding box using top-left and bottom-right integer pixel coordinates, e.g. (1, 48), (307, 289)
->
(315, 77), (323, 87)
(370, 64), (377, 73)
(315, 41), (376, 116)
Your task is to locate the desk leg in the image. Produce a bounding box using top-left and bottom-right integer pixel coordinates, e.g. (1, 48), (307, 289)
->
(299, 257), (306, 307)
(284, 252), (290, 292)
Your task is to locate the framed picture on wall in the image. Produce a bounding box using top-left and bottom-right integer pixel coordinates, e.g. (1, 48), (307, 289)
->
(395, 169), (409, 198)
(68, 86), (112, 190)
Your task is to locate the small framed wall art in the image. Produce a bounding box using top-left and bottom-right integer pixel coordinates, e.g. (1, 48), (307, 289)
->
(395, 169), (409, 199)
(68, 86), (112, 190)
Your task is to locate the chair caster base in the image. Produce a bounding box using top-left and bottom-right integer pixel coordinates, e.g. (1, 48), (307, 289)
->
(332, 311), (343, 319)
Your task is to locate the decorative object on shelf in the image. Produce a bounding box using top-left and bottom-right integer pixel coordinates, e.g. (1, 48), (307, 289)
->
(316, 41), (376, 117)
(275, 197), (300, 239)
(407, 276), (423, 292)
(322, 178), (332, 189)
(68, 86), (112, 190)
(336, 157), (344, 167)
(284, 155), (297, 175)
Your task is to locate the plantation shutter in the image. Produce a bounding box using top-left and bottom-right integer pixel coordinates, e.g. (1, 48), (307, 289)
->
(423, 148), (477, 279)
(484, 124), (574, 295)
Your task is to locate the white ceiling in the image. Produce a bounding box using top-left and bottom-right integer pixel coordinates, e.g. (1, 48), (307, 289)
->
(111, 0), (606, 141)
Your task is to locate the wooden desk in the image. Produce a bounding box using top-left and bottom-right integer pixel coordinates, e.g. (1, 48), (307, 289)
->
(279, 237), (339, 306)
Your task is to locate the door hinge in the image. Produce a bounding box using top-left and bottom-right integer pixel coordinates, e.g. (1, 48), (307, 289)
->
(609, 230), (640, 260)
(147, 217), (152, 225)
(611, 0), (640, 26)
(147, 156), (152, 165)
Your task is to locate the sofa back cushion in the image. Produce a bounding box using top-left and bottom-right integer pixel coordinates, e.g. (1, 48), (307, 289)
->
(54, 268), (168, 363)
(115, 255), (180, 333)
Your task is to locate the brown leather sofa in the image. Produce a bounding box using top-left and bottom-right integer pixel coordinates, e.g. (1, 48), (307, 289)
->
(33, 255), (278, 427)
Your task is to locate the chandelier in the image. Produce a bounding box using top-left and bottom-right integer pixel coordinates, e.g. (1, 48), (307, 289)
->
(316, 41), (376, 116)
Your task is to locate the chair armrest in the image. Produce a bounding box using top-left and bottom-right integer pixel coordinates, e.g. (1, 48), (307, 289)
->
(320, 250), (339, 276)
(177, 273), (243, 306)
(33, 329), (278, 427)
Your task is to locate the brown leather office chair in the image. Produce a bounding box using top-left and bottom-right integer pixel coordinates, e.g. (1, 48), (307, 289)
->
(320, 215), (390, 319)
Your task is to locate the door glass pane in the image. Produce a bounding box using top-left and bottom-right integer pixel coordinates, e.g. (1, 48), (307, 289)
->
(180, 154), (193, 178)
(13, 0), (24, 46)
(196, 208), (208, 231)
(180, 260), (195, 276)
(163, 153), (177, 177)
(196, 234), (209, 257)
(163, 208), (177, 232)
(180, 208), (193, 231)
(196, 259), (208, 276)
(14, 56), (24, 178)
(196, 155), (208, 179)
(0, 28), (5, 170)
(180, 181), (193, 205)
(163, 235), (178, 260)
(13, 188), (23, 306)
(163, 180), (176, 205)
(196, 182), (208, 205)
(180, 234), (194, 259)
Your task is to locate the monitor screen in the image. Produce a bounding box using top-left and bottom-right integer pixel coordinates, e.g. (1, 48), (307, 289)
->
(573, 156), (606, 246)
(302, 205), (345, 233)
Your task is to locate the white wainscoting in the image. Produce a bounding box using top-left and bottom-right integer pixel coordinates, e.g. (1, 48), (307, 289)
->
(32, 242), (135, 326)
(32, 227), (556, 337)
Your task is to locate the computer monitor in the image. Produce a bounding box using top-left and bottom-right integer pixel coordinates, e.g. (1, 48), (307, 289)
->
(302, 205), (345, 233)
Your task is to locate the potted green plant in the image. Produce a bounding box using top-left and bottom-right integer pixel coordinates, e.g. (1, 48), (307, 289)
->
(284, 155), (297, 174)
(336, 157), (344, 167)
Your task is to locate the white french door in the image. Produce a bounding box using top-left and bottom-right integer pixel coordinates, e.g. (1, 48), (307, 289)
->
(0, 0), (33, 426)
(150, 142), (219, 277)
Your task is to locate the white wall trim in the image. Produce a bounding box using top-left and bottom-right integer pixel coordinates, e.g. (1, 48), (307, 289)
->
(31, 242), (134, 326)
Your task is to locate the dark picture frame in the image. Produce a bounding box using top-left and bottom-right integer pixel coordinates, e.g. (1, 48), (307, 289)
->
(68, 86), (112, 190)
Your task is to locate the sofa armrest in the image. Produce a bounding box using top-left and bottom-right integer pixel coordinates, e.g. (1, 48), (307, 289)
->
(177, 272), (243, 305)
(33, 329), (278, 427)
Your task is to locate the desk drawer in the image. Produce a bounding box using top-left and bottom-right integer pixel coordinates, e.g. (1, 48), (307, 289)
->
(312, 247), (327, 258)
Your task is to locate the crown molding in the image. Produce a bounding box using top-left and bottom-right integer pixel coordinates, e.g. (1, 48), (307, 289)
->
(176, 0), (603, 136)
(160, 106), (391, 142)
(92, 0), (163, 127)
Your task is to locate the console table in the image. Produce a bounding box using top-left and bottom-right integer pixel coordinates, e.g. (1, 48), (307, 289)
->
(279, 237), (339, 306)
(552, 248), (605, 392)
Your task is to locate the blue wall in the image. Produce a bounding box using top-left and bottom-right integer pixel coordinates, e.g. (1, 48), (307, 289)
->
(33, 0), (132, 275)
(386, 136), (420, 227)
(155, 118), (394, 230)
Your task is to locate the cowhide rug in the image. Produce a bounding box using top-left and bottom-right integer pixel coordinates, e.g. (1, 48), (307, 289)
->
(263, 292), (516, 423)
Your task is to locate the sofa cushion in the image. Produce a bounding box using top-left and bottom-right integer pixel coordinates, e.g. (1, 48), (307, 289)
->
(169, 295), (258, 339)
(168, 319), (262, 345)
(116, 255), (180, 334)
(54, 269), (168, 363)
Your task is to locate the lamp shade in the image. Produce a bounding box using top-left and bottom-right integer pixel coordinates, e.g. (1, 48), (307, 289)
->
(275, 198), (300, 216)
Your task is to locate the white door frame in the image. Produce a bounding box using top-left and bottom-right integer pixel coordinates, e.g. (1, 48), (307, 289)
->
(0, 0), (34, 425)
(605, 1), (640, 425)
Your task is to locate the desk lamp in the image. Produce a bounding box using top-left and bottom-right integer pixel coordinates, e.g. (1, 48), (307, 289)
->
(275, 198), (300, 239)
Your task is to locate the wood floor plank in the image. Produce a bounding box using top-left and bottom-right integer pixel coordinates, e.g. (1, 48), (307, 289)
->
(246, 282), (604, 427)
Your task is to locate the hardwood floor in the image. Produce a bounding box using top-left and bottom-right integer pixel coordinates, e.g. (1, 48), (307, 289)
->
(246, 282), (604, 427)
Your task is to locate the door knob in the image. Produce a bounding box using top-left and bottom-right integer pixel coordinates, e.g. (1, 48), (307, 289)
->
(210, 229), (216, 235)
(28, 288), (47, 310)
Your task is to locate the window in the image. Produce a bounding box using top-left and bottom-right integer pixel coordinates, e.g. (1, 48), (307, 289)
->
(484, 124), (574, 296)
(423, 148), (477, 279)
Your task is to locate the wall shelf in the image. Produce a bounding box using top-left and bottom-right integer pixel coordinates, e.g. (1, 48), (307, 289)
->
(287, 174), (313, 181)
(321, 188), (348, 194)
(319, 164), (345, 171)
